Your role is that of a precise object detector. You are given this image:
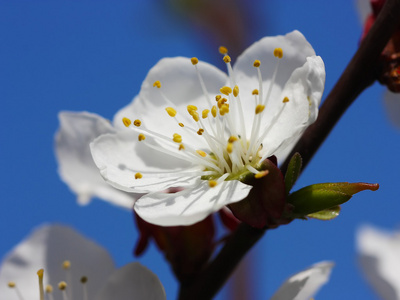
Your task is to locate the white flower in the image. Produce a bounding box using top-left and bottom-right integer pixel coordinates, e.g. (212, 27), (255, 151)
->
(55, 111), (140, 208)
(0, 224), (166, 300)
(357, 225), (400, 300)
(271, 261), (334, 300)
(90, 30), (325, 226)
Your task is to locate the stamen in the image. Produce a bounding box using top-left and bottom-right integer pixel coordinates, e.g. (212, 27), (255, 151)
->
(62, 260), (72, 298)
(138, 133), (146, 141)
(179, 122), (184, 127)
(135, 172), (143, 179)
(81, 276), (88, 300)
(223, 55), (231, 63)
(211, 106), (217, 118)
(255, 104), (265, 114)
(233, 85), (239, 97)
(209, 180), (218, 187)
(273, 47), (283, 59)
(253, 60), (261, 67)
(172, 133), (182, 143)
(228, 136), (238, 143)
(202, 109), (209, 119)
(46, 285), (55, 300)
(191, 57), (199, 65)
(197, 128), (204, 135)
(122, 117), (131, 127)
(252, 89), (259, 95)
(8, 282), (24, 300)
(220, 86), (232, 96)
(196, 150), (207, 157)
(255, 170), (269, 179)
(219, 46), (228, 55)
(283, 96), (289, 103)
(215, 95), (221, 101)
(133, 119), (141, 127)
(179, 144), (185, 150)
(58, 281), (69, 300)
(37, 269), (44, 300)
(166, 107), (177, 117)
(153, 80), (161, 88)
(226, 143), (233, 153)
(219, 104), (229, 115)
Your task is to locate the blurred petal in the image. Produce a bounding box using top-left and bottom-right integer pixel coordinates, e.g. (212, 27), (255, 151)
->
(384, 90), (400, 128)
(134, 180), (252, 226)
(357, 225), (400, 300)
(271, 261), (334, 300)
(0, 224), (115, 299)
(96, 262), (165, 300)
(56, 111), (136, 208)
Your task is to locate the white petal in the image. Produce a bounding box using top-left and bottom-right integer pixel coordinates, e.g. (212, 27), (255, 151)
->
(121, 57), (228, 149)
(384, 91), (400, 129)
(96, 262), (166, 300)
(91, 131), (198, 193)
(55, 111), (136, 208)
(261, 56), (325, 160)
(356, 0), (371, 24)
(271, 261), (334, 300)
(134, 179), (252, 226)
(357, 225), (400, 300)
(0, 224), (115, 299)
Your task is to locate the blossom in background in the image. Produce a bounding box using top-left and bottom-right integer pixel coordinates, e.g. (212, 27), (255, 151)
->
(357, 225), (400, 300)
(0, 224), (165, 300)
(90, 30), (325, 226)
(356, 0), (400, 128)
(55, 111), (140, 208)
(271, 261), (334, 300)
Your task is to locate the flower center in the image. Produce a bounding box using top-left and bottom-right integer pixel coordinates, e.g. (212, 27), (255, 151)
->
(7, 260), (89, 300)
(123, 47), (289, 187)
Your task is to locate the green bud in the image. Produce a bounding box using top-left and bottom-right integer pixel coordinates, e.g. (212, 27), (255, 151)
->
(287, 182), (379, 218)
(307, 206), (341, 220)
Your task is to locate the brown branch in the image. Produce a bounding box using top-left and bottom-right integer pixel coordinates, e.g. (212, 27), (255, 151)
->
(178, 0), (400, 299)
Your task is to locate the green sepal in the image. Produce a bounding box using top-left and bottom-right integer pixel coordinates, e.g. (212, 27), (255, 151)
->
(307, 206), (341, 220)
(288, 182), (379, 218)
(284, 152), (302, 195)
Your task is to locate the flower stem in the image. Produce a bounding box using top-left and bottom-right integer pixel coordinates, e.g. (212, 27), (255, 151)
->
(178, 0), (400, 299)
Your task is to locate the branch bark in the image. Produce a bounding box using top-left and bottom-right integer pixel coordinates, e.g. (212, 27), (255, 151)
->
(178, 0), (400, 298)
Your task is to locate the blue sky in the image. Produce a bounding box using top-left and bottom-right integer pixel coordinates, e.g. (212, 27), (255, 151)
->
(1, 1), (399, 299)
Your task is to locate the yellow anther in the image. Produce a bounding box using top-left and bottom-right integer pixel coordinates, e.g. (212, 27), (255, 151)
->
(153, 80), (161, 88)
(8, 282), (16, 288)
(133, 119), (141, 127)
(274, 47), (283, 59)
(173, 133), (182, 143)
(219, 46), (228, 55)
(122, 117), (131, 127)
(196, 150), (207, 157)
(220, 104), (230, 115)
(192, 111), (200, 122)
(135, 173), (143, 179)
(217, 98), (227, 108)
(255, 170), (270, 179)
(220, 86), (232, 96)
(45, 285), (53, 293)
(223, 55), (231, 63)
(178, 122), (184, 127)
(255, 104), (265, 114)
(211, 105), (217, 118)
(209, 180), (218, 187)
(138, 133), (146, 141)
(283, 96), (290, 103)
(202, 109), (210, 119)
(166, 107), (177, 117)
(215, 95), (221, 101)
(58, 281), (67, 291)
(62, 261), (70, 270)
(191, 57), (199, 65)
(253, 60), (261, 67)
(197, 128), (204, 135)
(233, 85), (239, 97)
(226, 143), (234, 153)
(252, 89), (259, 95)
(187, 105), (198, 114)
(228, 136), (238, 143)
(179, 144), (185, 150)
(81, 276), (88, 284)
(37, 269), (44, 278)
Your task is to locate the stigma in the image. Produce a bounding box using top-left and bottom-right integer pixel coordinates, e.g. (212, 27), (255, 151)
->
(122, 47), (289, 186)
